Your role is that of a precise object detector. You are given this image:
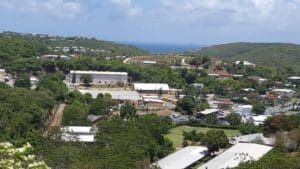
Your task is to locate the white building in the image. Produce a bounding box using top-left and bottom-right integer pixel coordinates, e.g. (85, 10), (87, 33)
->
(70, 70), (128, 86)
(154, 146), (208, 169)
(79, 89), (141, 105)
(134, 83), (170, 93)
(235, 60), (256, 67)
(60, 126), (97, 143)
(233, 105), (253, 117)
(249, 115), (271, 126)
(231, 133), (275, 146)
(199, 143), (273, 169)
(272, 89), (295, 98)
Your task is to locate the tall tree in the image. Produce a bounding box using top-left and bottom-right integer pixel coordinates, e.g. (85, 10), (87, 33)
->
(201, 130), (228, 155)
(120, 102), (137, 120)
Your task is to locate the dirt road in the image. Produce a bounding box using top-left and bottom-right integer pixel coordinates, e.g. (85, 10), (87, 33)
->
(49, 103), (66, 127)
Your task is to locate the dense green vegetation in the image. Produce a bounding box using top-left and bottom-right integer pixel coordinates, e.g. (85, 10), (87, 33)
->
(193, 42), (300, 72)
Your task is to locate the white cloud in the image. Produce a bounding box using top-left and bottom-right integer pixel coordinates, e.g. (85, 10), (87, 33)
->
(109, 0), (142, 18)
(157, 0), (300, 29)
(0, 0), (82, 19)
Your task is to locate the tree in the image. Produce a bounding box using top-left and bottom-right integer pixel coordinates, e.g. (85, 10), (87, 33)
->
(175, 95), (196, 115)
(238, 123), (261, 135)
(183, 130), (204, 143)
(62, 100), (88, 126)
(120, 102), (137, 120)
(201, 130), (228, 155)
(80, 74), (92, 87)
(89, 94), (113, 115)
(205, 113), (219, 125)
(37, 74), (68, 101)
(253, 102), (266, 114)
(263, 115), (294, 135)
(15, 74), (31, 88)
(0, 142), (50, 169)
(225, 113), (242, 126)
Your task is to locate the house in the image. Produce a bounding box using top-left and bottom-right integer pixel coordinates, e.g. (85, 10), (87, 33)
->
(79, 89), (142, 106)
(191, 83), (204, 89)
(272, 89), (295, 98)
(142, 95), (164, 109)
(134, 83), (170, 94)
(197, 108), (220, 118)
(233, 105), (253, 117)
(199, 143), (273, 169)
(154, 146), (208, 169)
(60, 126), (97, 143)
(70, 70), (128, 86)
(248, 115), (270, 126)
(235, 60), (256, 67)
(231, 133), (275, 146)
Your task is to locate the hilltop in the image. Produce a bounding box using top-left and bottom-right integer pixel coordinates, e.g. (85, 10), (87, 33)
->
(193, 42), (300, 72)
(0, 31), (148, 59)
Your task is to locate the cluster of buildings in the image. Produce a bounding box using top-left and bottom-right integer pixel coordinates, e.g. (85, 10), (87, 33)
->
(154, 133), (274, 169)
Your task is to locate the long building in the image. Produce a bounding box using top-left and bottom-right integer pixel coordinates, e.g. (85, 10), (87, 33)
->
(154, 146), (208, 169)
(70, 70), (128, 86)
(199, 143), (273, 169)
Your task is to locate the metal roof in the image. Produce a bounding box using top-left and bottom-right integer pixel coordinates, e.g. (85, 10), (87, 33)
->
(198, 108), (219, 115)
(199, 143), (273, 169)
(134, 83), (170, 91)
(155, 146), (208, 169)
(70, 70), (128, 76)
(79, 89), (141, 101)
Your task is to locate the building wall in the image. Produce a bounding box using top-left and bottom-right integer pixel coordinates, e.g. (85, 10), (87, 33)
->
(72, 73), (128, 85)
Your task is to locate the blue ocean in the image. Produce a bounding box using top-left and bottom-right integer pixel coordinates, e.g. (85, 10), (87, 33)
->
(125, 42), (203, 54)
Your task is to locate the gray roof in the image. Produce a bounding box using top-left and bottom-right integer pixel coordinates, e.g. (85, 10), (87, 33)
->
(234, 133), (275, 146)
(155, 146), (208, 169)
(79, 89), (141, 101)
(199, 143), (273, 169)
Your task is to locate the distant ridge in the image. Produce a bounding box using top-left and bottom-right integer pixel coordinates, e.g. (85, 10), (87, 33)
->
(193, 42), (300, 71)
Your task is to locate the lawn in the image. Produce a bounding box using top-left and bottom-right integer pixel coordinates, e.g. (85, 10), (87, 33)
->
(165, 126), (240, 149)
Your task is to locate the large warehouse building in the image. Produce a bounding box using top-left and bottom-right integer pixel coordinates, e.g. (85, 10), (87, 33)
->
(70, 70), (128, 86)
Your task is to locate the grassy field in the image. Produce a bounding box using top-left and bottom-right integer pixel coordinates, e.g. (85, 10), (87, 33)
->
(165, 126), (240, 149)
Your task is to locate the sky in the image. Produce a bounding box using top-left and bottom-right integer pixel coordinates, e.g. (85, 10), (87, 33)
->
(0, 0), (300, 45)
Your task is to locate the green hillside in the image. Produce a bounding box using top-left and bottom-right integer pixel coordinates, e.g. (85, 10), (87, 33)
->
(0, 31), (148, 58)
(194, 42), (300, 71)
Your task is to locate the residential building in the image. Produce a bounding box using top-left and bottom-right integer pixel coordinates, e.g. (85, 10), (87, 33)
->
(233, 105), (253, 117)
(60, 126), (97, 143)
(272, 89), (295, 98)
(199, 143), (273, 169)
(248, 115), (271, 126)
(70, 70), (128, 86)
(0, 69), (5, 82)
(230, 133), (275, 146)
(235, 60), (256, 67)
(154, 146), (208, 169)
(134, 83), (170, 94)
(197, 108), (220, 118)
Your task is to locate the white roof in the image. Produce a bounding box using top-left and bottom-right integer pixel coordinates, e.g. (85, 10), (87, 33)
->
(144, 98), (164, 103)
(155, 146), (208, 169)
(79, 90), (141, 101)
(199, 143), (273, 169)
(272, 89), (295, 93)
(0, 69), (5, 73)
(288, 76), (300, 80)
(134, 83), (170, 91)
(70, 70), (128, 76)
(251, 115), (270, 122)
(60, 126), (95, 134)
(199, 108), (219, 115)
(235, 133), (275, 145)
(60, 133), (95, 142)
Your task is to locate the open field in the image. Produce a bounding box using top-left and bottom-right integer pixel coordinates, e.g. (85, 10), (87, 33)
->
(165, 126), (240, 149)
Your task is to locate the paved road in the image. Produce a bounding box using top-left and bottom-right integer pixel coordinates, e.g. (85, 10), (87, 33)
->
(50, 103), (66, 127)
